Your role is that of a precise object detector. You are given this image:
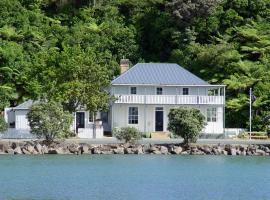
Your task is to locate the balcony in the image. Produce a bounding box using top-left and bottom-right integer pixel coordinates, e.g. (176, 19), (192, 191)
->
(114, 95), (224, 105)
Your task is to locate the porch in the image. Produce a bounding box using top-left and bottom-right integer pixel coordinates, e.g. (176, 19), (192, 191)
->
(114, 95), (224, 105)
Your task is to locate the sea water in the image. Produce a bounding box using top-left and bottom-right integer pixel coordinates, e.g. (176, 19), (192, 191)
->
(0, 155), (270, 200)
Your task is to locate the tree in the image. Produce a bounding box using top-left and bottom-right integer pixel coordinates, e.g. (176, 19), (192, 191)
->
(113, 127), (141, 143)
(0, 116), (8, 133)
(168, 107), (206, 144)
(27, 101), (73, 142)
(166, 0), (221, 26)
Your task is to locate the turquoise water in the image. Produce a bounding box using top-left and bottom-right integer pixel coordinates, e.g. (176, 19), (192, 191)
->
(0, 155), (270, 200)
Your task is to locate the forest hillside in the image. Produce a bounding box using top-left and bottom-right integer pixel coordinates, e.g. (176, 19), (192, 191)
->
(1, 0), (270, 129)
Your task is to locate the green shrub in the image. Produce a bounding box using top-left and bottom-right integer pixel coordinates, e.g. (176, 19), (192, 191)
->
(27, 101), (73, 142)
(168, 107), (206, 144)
(113, 127), (141, 143)
(0, 116), (8, 133)
(142, 132), (151, 138)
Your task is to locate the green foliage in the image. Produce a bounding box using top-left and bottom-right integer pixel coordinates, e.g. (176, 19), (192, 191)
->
(27, 101), (73, 141)
(168, 107), (206, 144)
(0, 116), (8, 133)
(1, 0), (270, 130)
(113, 127), (141, 143)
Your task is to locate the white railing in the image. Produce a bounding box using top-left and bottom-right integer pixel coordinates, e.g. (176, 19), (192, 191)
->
(146, 95), (175, 104)
(115, 95), (145, 104)
(115, 95), (224, 105)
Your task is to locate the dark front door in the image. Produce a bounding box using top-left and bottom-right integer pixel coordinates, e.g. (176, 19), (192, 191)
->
(76, 112), (85, 132)
(155, 108), (163, 131)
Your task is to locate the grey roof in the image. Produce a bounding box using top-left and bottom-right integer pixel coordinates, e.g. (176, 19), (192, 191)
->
(111, 63), (210, 86)
(13, 100), (34, 110)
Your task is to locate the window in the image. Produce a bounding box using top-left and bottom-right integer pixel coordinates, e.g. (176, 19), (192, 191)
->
(207, 108), (217, 122)
(156, 87), (163, 95)
(89, 112), (94, 123)
(130, 87), (137, 94)
(183, 88), (189, 95)
(128, 107), (138, 124)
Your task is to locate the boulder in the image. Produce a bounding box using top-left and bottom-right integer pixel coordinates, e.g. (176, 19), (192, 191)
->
(6, 148), (14, 154)
(81, 145), (90, 154)
(48, 149), (58, 154)
(56, 147), (66, 154)
(113, 147), (125, 154)
(170, 146), (182, 155)
(14, 147), (22, 155)
(256, 149), (266, 156)
(142, 144), (151, 153)
(42, 145), (48, 154)
(221, 150), (228, 155)
(26, 145), (36, 154)
(181, 151), (189, 155)
(11, 142), (17, 149)
(22, 148), (31, 155)
(101, 150), (113, 154)
(153, 150), (162, 154)
(229, 148), (237, 156)
(134, 146), (144, 154)
(124, 148), (133, 154)
(35, 143), (43, 154)
(160, 146), (168, 154)
(264, 147), (270, 153)
(149, 145), (159, 153)
(202, 146), (212, 155)
(69, 144), (79, 154)
(78, 145), (84, 155)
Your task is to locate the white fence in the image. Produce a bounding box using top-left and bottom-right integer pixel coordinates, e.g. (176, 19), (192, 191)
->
(115, 95), (224, 105)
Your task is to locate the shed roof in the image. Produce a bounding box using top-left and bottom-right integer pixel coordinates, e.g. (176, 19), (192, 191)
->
(13, 100), (34, 110)
(111, 63), (210, 86)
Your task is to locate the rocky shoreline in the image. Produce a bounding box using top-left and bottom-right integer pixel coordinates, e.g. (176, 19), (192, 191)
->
(0, 140), (270, 156)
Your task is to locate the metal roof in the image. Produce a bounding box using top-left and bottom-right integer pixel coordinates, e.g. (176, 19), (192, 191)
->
(111, 63), (210, 86)
(13, 100), (34, 110)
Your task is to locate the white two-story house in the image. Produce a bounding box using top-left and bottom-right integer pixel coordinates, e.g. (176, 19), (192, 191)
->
(4, 61), (225, 138)
(110, 62), (225, 134)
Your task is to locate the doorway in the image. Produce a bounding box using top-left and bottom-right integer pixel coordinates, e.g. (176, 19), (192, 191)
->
(76, 112), (85, 133)
(155, 107), (164, 131)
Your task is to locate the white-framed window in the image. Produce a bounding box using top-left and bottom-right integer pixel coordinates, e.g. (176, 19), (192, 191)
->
(183, 88), (189, 95)
(128, 107), (138, 124)
(89, 112), (94, 123)
(130, 87), (137, 94)
(156, 87), (163, 95)
(207, 108), (217, 122)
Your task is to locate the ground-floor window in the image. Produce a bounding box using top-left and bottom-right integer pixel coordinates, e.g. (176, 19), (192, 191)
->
(128, 107), (138, 124)
(207, 108), (217, 122)
(89, 112), (94, 122)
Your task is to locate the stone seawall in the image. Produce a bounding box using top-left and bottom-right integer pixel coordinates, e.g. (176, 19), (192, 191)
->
(0, 140), (270, 156)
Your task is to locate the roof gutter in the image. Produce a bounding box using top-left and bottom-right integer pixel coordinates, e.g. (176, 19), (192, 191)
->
(111, 84), (226, 87)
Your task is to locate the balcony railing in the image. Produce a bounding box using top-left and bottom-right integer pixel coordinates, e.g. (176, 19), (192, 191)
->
(114, 95), (224, 105)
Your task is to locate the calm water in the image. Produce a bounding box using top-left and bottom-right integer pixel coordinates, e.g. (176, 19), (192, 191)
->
(0, 155), (270, 200)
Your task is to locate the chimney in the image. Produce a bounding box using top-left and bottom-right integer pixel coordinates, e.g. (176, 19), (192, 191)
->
(120, 59), (130, 74)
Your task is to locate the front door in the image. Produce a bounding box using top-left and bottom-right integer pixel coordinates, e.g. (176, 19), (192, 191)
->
(76, 112), (85, 133)
(155, 107), (164, 131)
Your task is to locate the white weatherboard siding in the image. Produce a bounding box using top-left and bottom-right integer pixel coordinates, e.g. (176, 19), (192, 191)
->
(111, 104), (224, 134)
(15, 110), (30, 130)
(113, 85), (213, 96)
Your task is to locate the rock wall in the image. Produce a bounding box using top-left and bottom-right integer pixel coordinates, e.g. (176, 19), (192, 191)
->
(0, 140), (270, 156)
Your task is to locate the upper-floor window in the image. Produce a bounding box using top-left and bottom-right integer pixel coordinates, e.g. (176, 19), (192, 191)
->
(128, 107), (138, 124)
(130, 87), (137, 94)
(156, 87), (163, 95)
(89, 112), (94, 123)
(207, 108), (217, 122)
(183, 88), (189, 95)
